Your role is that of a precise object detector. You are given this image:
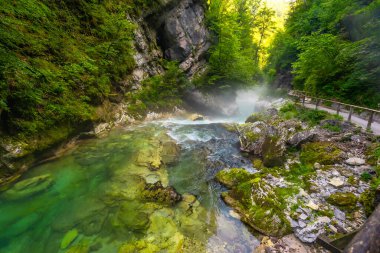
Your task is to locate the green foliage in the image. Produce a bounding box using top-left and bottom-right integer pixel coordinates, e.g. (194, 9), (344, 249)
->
(322, 123), (342, 133)
(127, 61), (188, 118)
(360, 172), (372, 182)
(267, 0), (380, 108)
(0, 0), (136, 137)
(279, 102), (342, 126)
(205, 0), (272, 85)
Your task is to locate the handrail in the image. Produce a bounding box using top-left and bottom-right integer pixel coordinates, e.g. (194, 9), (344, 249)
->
(290, 90), (380, 113)
(289, 90), (379, 131)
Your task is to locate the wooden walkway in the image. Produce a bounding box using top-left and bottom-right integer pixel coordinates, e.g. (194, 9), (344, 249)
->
(289, 90), (380, 135)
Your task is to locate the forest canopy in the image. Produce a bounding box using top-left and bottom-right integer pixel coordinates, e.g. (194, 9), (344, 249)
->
(266, 0), (380, 108)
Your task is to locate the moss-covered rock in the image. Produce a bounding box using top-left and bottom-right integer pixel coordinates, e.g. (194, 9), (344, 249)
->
(216, 168), (254, 188)
(327, 192), (358, 211)
(300, 142), (342, 165)
(359, 189), (376, 217)
(217, 169), (292, 237)
(245, 113), (269, 123)
(262, 135), (286, 167)
(141, 181), (182, 206)
(2, 174), (54, 200)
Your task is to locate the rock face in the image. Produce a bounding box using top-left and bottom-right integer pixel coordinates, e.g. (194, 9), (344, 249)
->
(157, 0), (210, 76)
(128, 0), (209, 88)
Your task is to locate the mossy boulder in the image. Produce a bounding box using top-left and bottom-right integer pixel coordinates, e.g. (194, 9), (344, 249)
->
(300, 142), (342, 165)
(327, 192), (358, 211)
(141, 181), (182, 206)
(262, 134), (286, 167)
(359, 189), (376, 217)
(216, 168), (254, 188)
(217, 169), (292, 237)
(238, 123), (287, 167)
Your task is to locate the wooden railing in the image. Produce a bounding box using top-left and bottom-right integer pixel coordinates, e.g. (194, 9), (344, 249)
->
(289, 90), (380, 131)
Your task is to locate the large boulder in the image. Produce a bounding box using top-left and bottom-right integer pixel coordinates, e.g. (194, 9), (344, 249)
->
(216, 169), (292, 237)
(238, 122), (286, 167)
(287, 130), (317, 147)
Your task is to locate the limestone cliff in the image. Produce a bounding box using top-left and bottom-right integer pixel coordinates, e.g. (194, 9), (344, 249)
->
(127, 0), (210, 89)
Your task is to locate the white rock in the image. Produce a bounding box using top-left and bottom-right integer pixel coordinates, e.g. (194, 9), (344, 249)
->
(314, 162), (321, 169)
(317, 216), (331, 224)
(329, 177), (344, 187)
(229, 210), (241, 220)
(345, 157), (365, 166)
(306, 201), (319, 210)
(299, 213), (308, 220)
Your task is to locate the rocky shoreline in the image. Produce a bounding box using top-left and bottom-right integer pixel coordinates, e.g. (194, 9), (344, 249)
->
(218, 101), (380, 252)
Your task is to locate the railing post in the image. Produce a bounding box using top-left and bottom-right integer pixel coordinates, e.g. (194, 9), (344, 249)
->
(315, 99), (320, 110)
(367, 111), (374, 131)
(348, 107), (353, 122)
(302, 96), (306, 106)
(336, 104), (341, 115)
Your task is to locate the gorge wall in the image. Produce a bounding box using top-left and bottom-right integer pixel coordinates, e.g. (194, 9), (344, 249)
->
(0, 0), (210, 187)
(127, 0), (210, 89)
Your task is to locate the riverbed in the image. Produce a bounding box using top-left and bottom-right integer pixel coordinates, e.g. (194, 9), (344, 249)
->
(0, 117), (262, 253)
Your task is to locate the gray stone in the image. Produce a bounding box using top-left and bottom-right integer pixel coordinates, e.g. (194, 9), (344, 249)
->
(287, 130), (316, 147)
(298, 220), (307, 228)
(345, 157), (366, 166)
(299, 213), (308, 220)
(334, 209), (346, 221)
(290, 219), (299, 228)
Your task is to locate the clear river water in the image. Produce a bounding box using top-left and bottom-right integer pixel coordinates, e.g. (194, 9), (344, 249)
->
(0, 92), (270, 253)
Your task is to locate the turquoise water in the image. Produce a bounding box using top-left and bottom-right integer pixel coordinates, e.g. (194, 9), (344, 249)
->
(0, 121), (259, 253)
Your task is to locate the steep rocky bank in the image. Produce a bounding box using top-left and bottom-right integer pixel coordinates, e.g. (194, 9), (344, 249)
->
(218, 102), (380, 251)
(0, 0), (210, 187)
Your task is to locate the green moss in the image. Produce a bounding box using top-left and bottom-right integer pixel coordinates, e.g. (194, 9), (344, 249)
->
(216, 168), (255, 188)
(300, 142), (342, 165)
(359, 190), (375, 217)
(252, 159), (264, 170)
(218, 171), (292, 237)
(262, 135), (285, 167)
(347, 176), (358, 185)
(279, 102), (343, 126)
(245, 113), (269, 123)
(327, 192), (358, 211)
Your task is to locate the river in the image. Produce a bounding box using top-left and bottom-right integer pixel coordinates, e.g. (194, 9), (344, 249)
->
(0, 91), (279, 253)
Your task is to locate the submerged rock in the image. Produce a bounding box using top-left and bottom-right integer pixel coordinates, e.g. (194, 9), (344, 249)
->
(142, 181), (182, 205)
(2, 174), (53, 200)
(60, 229), (78, 249)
